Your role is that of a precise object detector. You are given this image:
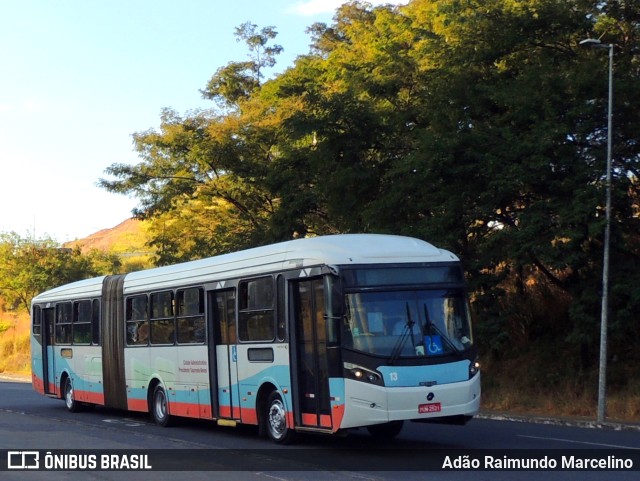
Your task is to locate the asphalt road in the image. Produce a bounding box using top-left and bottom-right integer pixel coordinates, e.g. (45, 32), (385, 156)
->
(0, 378), (638, 481)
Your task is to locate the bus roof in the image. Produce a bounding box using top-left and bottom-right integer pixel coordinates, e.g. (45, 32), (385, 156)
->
(31, 275), (106, 305)
(32, 234), (458, 303)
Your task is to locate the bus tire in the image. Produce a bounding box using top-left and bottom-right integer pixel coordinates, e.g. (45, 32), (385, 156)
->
(63, 376), (81, 413)
(265, 391), (296, 444)
(366, 420), (404, 439)
(151, 384), (173, 427)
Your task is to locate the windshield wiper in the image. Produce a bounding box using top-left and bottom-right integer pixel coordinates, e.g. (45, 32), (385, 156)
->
(423, 304), (460, 353)
(389, 303), (416, 364)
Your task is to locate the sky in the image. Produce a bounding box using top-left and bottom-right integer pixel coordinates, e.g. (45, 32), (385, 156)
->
(0, 0), (408, 242)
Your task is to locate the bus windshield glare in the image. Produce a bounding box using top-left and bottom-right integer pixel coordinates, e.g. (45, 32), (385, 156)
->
(342, 289), (473, 358)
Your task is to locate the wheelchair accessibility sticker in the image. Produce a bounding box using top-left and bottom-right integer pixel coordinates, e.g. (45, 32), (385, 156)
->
(424, 335), (443, 355)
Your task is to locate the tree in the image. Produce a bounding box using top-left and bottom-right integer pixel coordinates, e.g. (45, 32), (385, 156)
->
(265, 0), (640, 373)
(99, 103), (284, 260)
(100, 1), (640, 379)
(101, 24), (297, 258)
(201, 22), (283, 109)
(0, 233), (121, 312)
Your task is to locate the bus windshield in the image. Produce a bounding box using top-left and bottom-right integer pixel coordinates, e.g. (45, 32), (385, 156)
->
(342, 289), (472, 358)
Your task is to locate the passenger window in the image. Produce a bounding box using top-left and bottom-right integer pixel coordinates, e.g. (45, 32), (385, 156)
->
(176, 288), (205, 344)
(126, 295), (148, 346)
(92, 299), (100, 345)
(32, 305), (42, 337)
(73, 300), (92, 344)
(238, 277), (275, 342)
(150, 291), (175, 345)
(55, 302), (72, 344)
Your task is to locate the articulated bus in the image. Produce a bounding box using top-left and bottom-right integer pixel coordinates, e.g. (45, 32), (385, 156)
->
(31, 234), (480, 443)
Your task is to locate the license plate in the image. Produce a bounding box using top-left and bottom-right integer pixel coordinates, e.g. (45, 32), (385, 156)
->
(418, 402), (441, 414)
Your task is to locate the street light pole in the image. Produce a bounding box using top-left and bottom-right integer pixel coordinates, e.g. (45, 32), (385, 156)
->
(579, 38), (613, 424)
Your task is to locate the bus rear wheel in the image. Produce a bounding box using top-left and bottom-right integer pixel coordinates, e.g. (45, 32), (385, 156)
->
(265, 391), (296, 444)
(151, 384), (173, 427)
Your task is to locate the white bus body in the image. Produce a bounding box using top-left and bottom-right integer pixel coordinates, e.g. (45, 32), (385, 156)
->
(31, 234), (480, 442)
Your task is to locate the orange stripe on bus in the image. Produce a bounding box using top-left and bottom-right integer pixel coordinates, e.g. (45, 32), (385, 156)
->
(332, 404), (345, 432)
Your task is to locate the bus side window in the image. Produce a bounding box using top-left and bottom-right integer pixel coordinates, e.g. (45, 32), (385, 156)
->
(73, 300), (92, 344)
(55, 302), (72, 344)
(238, 277), (274, 342)
(92, 299), (100, 345)
(126, 295), (148, 346)
(150, 291), (175, 345)
(32, 305), (42, 337)
(277, 276), (286, 341)
(176, 287), (205, 344)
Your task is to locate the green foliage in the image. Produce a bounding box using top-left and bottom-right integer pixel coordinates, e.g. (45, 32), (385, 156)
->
(0, 233), (122, 312)
(201, 22), (283, 108)
(100, 1), (640, 382)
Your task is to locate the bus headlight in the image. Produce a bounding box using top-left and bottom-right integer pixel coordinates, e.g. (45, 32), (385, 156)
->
(469, 358), (480, 378)
(344, 362), (382, 385)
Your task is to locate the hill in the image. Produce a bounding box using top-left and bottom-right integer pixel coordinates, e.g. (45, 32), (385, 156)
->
(64, 218), (155, 271)
(64, 218), (152, 256)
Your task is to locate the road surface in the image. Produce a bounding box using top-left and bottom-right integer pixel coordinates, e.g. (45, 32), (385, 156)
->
(0, 378), (638, 481)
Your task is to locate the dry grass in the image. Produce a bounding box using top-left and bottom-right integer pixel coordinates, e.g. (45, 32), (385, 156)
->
(0, 311), (30, 374)
(481, 356), (640, 423)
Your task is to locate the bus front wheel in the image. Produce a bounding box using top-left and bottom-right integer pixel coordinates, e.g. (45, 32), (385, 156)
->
(63, 377), (81, 413)
(151, 384), (173, 427)
(265, 391), (296, 444)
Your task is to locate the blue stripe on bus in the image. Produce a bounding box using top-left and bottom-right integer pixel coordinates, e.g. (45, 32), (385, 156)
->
(123, 364), (293, 408)
(377, 360), (469, 387)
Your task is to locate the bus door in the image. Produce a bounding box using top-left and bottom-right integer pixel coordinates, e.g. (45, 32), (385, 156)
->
(42, 307), (56, 395)
(292, 278), (332, 429)
(208, 289), (240, 420)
